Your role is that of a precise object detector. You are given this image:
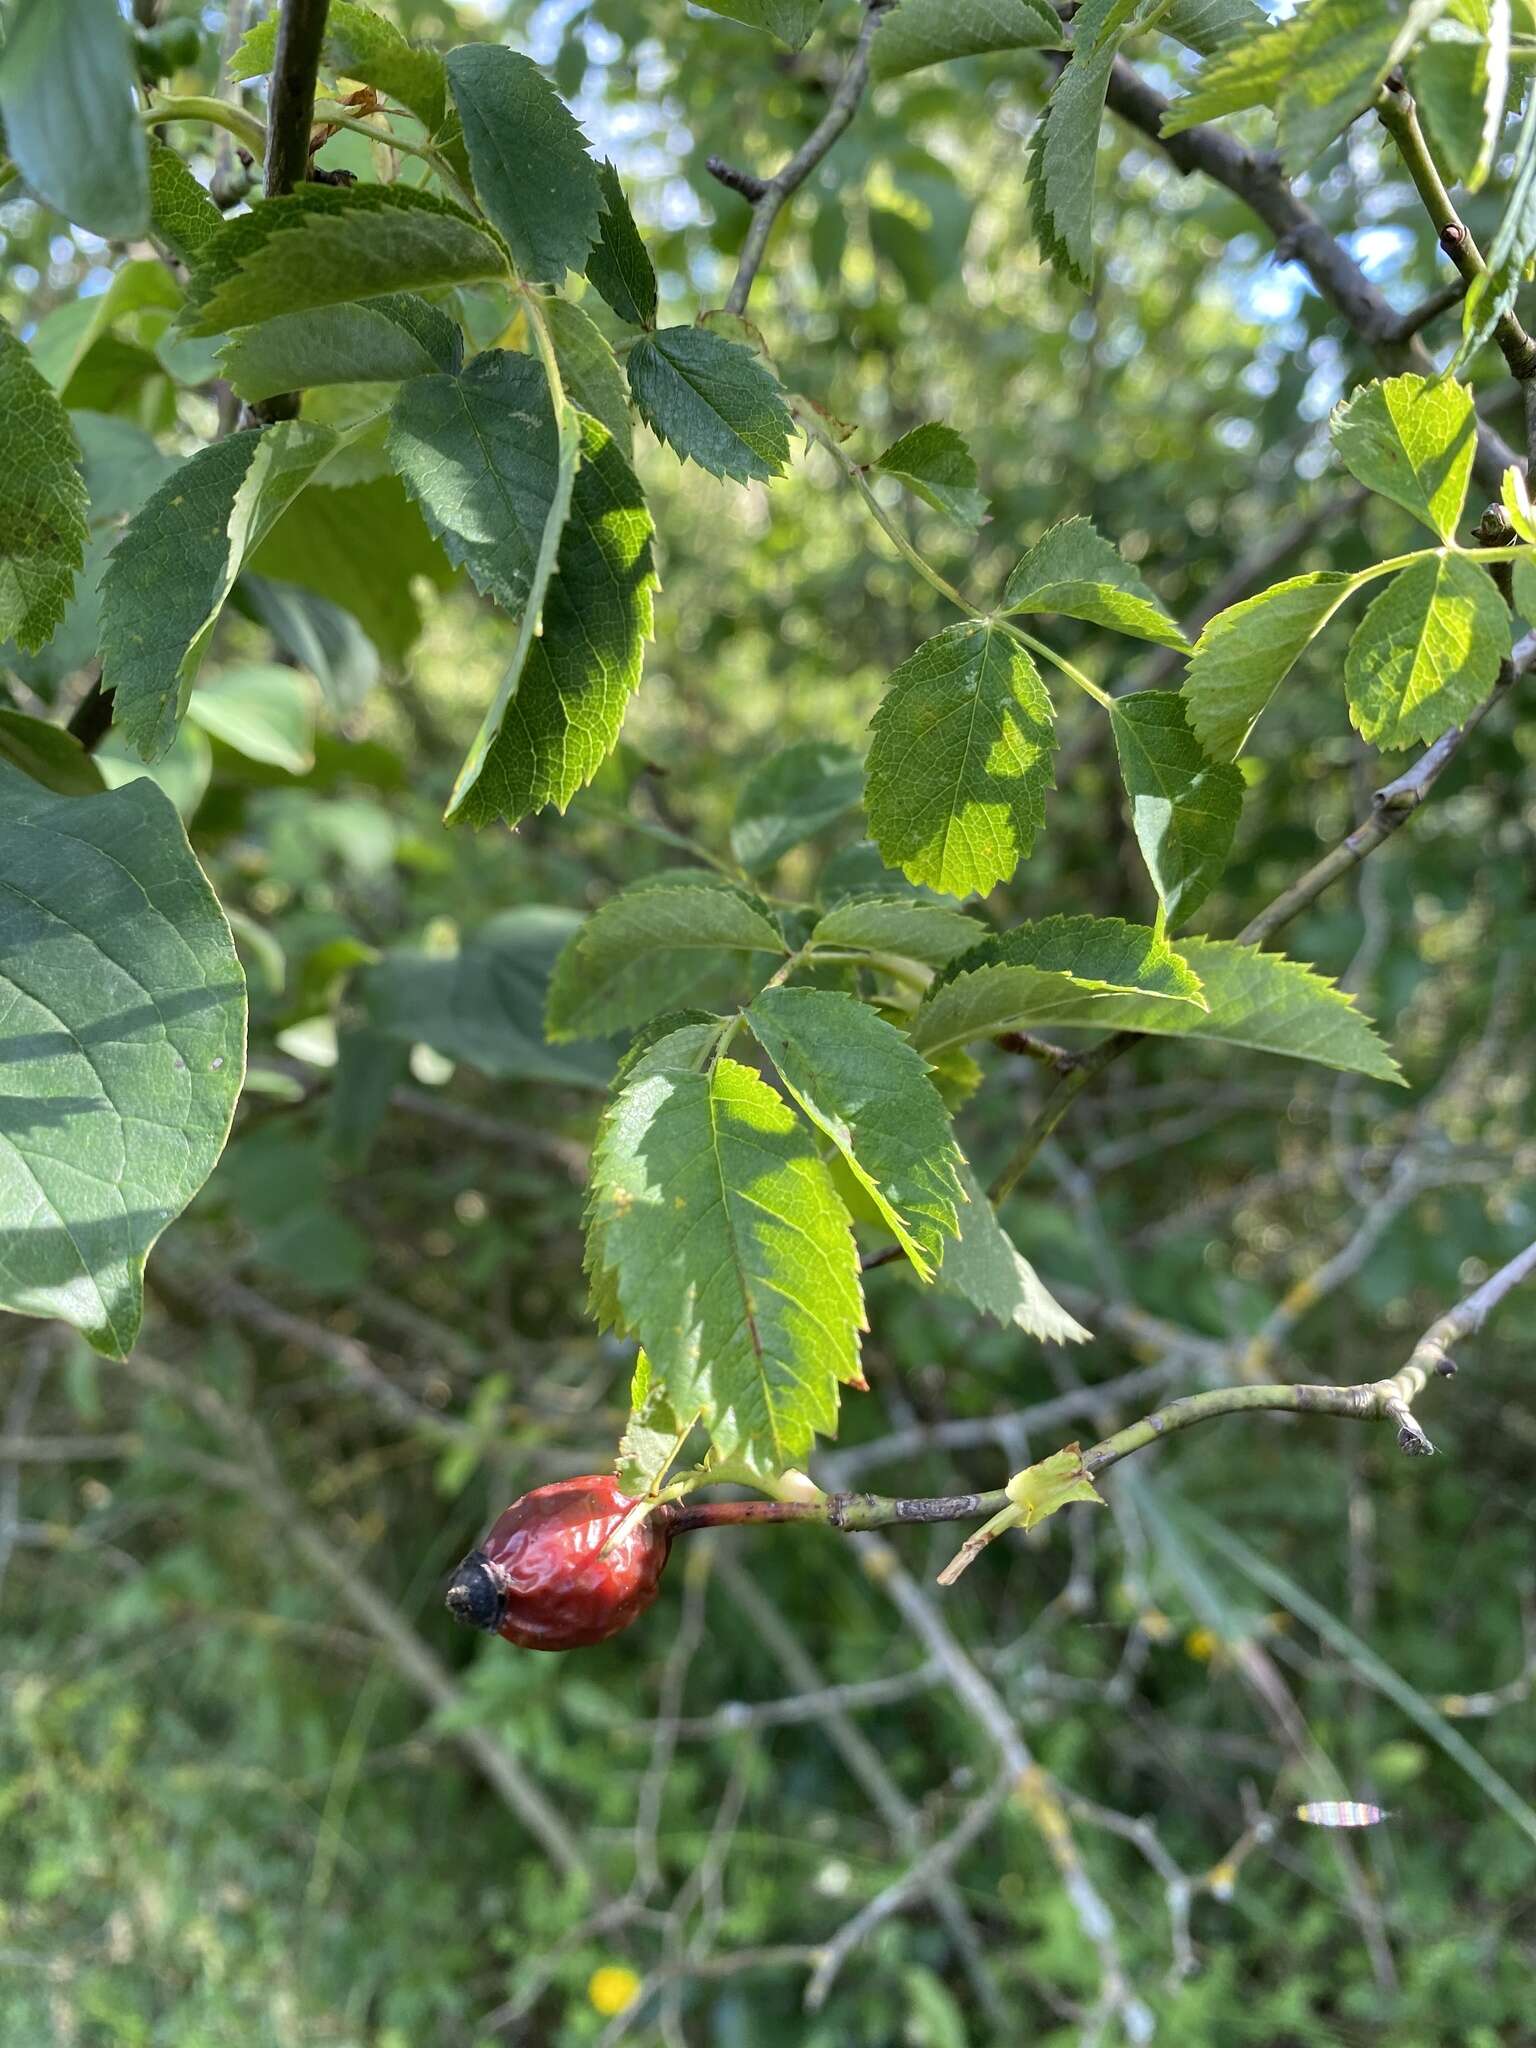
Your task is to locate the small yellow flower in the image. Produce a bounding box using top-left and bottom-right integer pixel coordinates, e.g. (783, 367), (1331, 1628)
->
(588, 1965), (641, 2017)
(1184, 1625), (1219, 1663)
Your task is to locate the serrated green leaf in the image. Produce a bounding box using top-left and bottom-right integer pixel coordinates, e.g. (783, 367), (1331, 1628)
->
(246, 473), (455, 661)
(865, 621), (1057, 898)
(1160, 0), (1262, 55)
(1028, 0), (1122, 289)
(387, 348), (569, 614)
(446, 409), (656, 827)
(1461, 75), (1536, 362)
(1501, 462), (1536, 544)
(147, 140), (224, 266)
(184, 663), (318, 774)
(873, 423), (988, 528)
(221, 294), (463, 404)
(1182, 571), (1358, 761)
(1110, 691), (1244, 926)
(0, 0), (148, 237)
(0, 322), (87, 654)
(180, 186), (506, 339)
(871, 0), (1063, 78)
(0, 767), (245, 1355)
(938, 1154), (1091, 1341)
(98, 422), (339, 761)
(617, 1014), (731, 1085)
(444, 44), (603, 283)
(233, 2), (450, 140)
(1162, 0), (1453, 168)
(912, 913), (1206, 1056)
(586, 1055), (864, 1472)
(808, 897), (988, 969)
(689, 0), (824, 48)
(542, 295), (633, 461)
(732, 740), (864, 872)
(0, 709), (104, 797)
(546, 878), (788, 1041)
(587, 160), (658, 328)
(1003, 516), (1188, 647)
(948, 935), (1402, 1080)
(363, 906), (611, 1088)
(628, 325), (794, 484)
(746, 986), (964, 1278)
(1329, 374), (1476, 542)
(1344, 555), (1508, 750)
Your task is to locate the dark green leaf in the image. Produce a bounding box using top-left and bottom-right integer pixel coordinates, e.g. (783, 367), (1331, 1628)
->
(937, 1155), (1091, 1341)
(444, 44), (604, 282)
(0, 709), (103, 796)
(0, 322), (87, 654)
(808, 896), (987, 970)
(221, 295), (463, 404)
(446, 410), (656, 828)
(542, 295), (633, 460)
(1028, 0), (1122, 289)
(180, 187), (506, 338)
(628, 325), (794, 484)
(147, 141), (224, 266)
(689, 1), (824, 48)
(587, 160), (658, 327)
(871, 0), (1063, 77)
(873, 423), (988, 527)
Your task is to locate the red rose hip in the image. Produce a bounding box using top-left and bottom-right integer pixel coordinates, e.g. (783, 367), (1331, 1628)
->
(444, 1475), (671, 1651)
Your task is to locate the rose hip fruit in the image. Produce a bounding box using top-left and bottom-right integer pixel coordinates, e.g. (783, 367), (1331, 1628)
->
(444, 1475), (671, 1651)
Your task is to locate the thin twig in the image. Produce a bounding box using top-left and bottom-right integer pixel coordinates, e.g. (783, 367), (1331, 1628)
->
(720, 1), (892, 317)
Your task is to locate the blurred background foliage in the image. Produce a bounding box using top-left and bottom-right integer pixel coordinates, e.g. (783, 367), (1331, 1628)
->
(2, 2), (1535, 2044)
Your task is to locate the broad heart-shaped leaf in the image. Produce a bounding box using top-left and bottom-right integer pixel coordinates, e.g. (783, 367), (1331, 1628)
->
(587, 160), (658, 329)
(0, 0), (148, 237)
(545, 877), (788, 1042)
(731, 740), (864, 872)
(689, 0), (824, 47)
(542, 296), (633, 461)
(0, 766), (245, 1356)
(808, 897), (988, 970)
(1329, 375), (1476, 542)
(0, 323), (86, 654)
(1004, 516), (1188, 648)
(148, 141), (224, 267)
(746, 987), (965, 1279)
(586, 1054), (865, 1473)
(865, 621), (1057, 898)
(871, 0), (1063, 77)
(98, 423), (340, 762)
(363, 907), (612, 1089)
(1110, 691), (1244, 927)
(1028, 0), (1122, 289)
(184, 664), (318, 774)
(1182, 571), (1358, 761)
(386, 348), (568, 614)
(937, 1155), (1091, 1342)
(444, 44), (603, 283)
(627, 326), (794, 484)
(1343, 556), (1509, 750)
(911, 914), (1205, 1056)
(873, 424), (987, 528)
(949, 935), (1402, 1081)
(446, 409), (656, 828)
(220, 295), (463, 404)
(179, 187), (506, 339)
